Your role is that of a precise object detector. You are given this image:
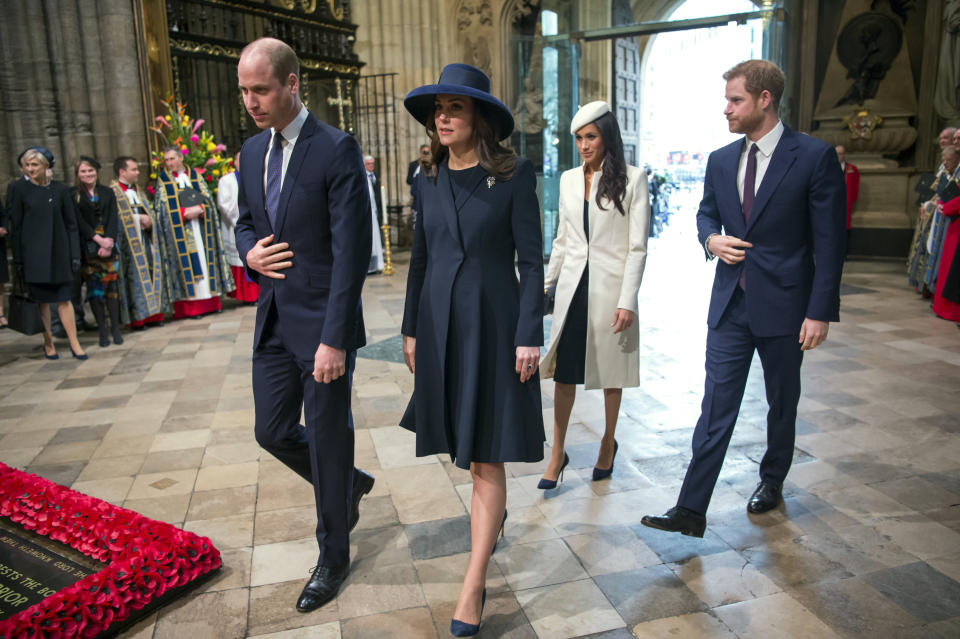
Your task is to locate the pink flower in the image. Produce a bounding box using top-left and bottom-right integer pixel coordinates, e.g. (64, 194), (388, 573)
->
(180, 148), (189, 155)
(205, 158), (217, 166)
(192, 119), (205, 133)
(215, 144), (227, 152)
(190, 135), (199, 143)
(155, 116), (170, 127)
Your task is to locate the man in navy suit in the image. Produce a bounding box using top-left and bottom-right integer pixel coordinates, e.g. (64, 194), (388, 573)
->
(235, 38), (375, 611)
(642, 60), (845, 537)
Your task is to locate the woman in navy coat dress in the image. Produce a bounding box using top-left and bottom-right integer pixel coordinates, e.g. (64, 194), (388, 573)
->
(400, 64), (544, 636)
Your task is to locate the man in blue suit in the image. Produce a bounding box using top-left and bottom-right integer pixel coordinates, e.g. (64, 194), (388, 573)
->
(235, 38), (375, 611)
(642, 60), (845, 537)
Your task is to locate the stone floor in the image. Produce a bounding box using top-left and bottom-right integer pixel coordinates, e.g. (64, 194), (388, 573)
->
(1, 214), (960, 638)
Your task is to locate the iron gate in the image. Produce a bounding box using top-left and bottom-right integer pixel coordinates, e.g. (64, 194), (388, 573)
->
(356, 73), (405, 244)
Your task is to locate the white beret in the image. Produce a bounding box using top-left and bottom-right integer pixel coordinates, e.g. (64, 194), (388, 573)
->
(570, 101), (612, 135)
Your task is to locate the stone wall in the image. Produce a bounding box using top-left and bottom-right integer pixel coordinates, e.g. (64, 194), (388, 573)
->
(0, 0), (149, 185)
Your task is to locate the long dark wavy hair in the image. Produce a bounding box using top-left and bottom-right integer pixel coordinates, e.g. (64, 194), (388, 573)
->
(588, 111), (628, 215)
(426, 98), (517, 181)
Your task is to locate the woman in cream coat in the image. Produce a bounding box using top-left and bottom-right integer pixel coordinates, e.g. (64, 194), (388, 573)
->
(538, 101), (650, 489)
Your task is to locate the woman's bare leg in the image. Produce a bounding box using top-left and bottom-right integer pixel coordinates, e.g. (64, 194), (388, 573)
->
(452, 461), (506, 625)
(595, 388), (622, 469)
(58, 301), (85, 356)
(40, 304), (55, 356)
(542, 382), (575, 481)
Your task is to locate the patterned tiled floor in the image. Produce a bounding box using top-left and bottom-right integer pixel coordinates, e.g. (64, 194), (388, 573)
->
(1, 215), (960, 638)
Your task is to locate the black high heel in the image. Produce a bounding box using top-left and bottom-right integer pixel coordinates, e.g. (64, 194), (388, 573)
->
(70, 347), (88, 361)
(592, 440), (618, 481)
(491, 509), (508, 554)
(450, 588), (486, 637)
(537, 452), (569, 490)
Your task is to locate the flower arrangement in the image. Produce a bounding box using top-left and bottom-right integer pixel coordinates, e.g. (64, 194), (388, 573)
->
(149, 96), (234, 195)
(0, 463), (221, 638)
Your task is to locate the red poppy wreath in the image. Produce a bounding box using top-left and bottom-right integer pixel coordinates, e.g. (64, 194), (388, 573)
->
(0, 463), (221, 638)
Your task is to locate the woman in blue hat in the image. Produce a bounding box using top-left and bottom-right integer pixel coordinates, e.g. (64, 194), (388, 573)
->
(399, 63), (545, 636)
(8, 148), (87, 359)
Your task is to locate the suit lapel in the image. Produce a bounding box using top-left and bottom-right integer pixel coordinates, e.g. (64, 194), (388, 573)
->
(721, 143), (746, 236)
(247, 131), (269, 225)
(570, 166), (588, 243)
(436, 164), (462, 249)
(274, 115), (317, 237)
(746, 127), (798, 233)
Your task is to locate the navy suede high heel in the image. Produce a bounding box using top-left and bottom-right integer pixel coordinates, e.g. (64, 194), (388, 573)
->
(450, 588), (486, 637)
(537, 452), (569, 490)
(592, 440), (618, 481)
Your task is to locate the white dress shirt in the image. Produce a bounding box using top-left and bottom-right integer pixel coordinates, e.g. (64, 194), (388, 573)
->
(737, 119), (784, 203)
(263, 104), (309, 194)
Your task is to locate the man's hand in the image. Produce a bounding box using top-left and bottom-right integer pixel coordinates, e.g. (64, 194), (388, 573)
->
(707, 234), (754, 265)
(799, 318), (829, 351)
(313, 344), (346, 383)
(515, 346), (540, 383)
(139, 214), (153, 230)
(402, 335), (416, 373)
(245, 234), (293, 279)
(0, 226), (7, 238)
(97, 246), (112, 258)
(183, 205), (204, 221)
(611, 308), (635, 334)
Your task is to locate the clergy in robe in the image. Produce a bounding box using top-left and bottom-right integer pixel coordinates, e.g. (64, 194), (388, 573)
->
(154, 145), (234, 318)
(217, 154), (259, 303)
(908, 147), (960, 293)
(112, 156), (170, 327)
(933, 164), (960, 321)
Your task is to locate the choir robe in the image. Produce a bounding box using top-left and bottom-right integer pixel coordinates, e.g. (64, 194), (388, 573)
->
(112, 181), (170, 325)
(933, 193), (960, 321)
(907, 165), (959, 291)
(154, 168), (234, 318)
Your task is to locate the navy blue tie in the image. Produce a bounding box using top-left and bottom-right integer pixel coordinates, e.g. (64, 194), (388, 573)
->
(266, 130), (284, 229)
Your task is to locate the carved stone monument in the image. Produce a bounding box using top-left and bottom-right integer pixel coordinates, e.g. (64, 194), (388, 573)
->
(813, 0), (919, 254)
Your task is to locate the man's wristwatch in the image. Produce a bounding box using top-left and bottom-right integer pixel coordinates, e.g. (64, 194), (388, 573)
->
(704, 233), (719, 260)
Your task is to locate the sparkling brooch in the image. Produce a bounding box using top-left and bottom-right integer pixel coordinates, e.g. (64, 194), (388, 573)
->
(487, 176), (496, 189)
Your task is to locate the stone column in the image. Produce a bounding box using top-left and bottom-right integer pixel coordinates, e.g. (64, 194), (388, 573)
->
(0, 0), (149, 185)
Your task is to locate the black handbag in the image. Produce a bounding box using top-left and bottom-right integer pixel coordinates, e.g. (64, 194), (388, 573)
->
(8, 294), (43, 335)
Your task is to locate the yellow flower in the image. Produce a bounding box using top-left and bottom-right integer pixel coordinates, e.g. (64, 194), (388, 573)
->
(150, 173), (157, 179)
(164, 115), (171, 122)
(212, 169), (221, 177)
(206, 142), (216, 152)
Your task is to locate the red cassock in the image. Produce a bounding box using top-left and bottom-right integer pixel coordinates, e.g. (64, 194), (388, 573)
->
(844, 163), (859, 230)
(227, 265), (260, 302)
(933, 194), (960, 321)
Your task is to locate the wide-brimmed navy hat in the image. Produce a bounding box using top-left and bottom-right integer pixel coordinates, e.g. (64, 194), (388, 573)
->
(404, 64), (514, 140)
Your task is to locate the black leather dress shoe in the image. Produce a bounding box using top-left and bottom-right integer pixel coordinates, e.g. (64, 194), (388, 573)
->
(296, 563), (349, 612)
(747, 481), (782, 514)
(640, 506), (706, 538)
(349, 468), (375, 531)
